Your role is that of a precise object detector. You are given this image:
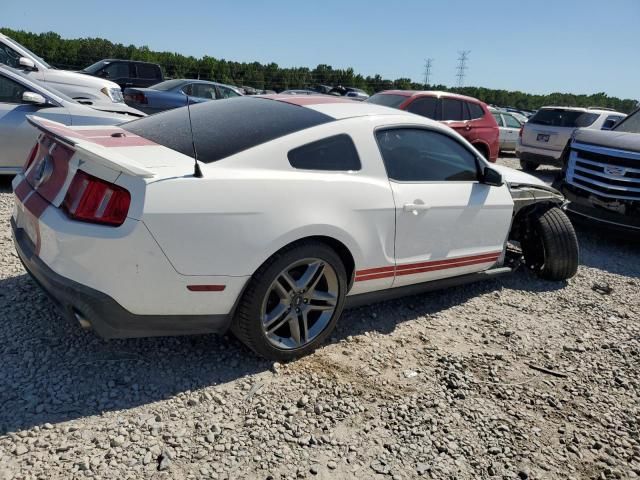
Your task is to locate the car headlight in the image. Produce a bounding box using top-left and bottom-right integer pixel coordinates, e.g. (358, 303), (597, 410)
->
(101, 87), (124, 103)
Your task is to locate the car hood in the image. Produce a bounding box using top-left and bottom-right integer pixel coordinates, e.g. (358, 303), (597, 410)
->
(44, 68), (120, 90)
(573, 128), (640, 153)
(490, 164), (548, 188)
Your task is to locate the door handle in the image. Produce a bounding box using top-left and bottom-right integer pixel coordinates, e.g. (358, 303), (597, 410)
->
(403, 203), (430, 215)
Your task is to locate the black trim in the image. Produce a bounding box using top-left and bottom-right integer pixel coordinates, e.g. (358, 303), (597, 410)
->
(11, 219), (231, 339)
(517, 151), (560, 166)
(560, 185), (640, 231)
(345, 267), (512, 309)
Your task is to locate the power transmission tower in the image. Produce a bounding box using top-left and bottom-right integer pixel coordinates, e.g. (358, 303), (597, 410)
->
(423, 58), (433, 86)
(455, 50), (470, 88)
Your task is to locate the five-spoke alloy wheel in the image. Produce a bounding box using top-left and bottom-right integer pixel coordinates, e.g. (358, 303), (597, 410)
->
(233, 241), (347, 360)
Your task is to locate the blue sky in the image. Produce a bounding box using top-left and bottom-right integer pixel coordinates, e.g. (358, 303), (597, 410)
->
(3, 0), (638, 99)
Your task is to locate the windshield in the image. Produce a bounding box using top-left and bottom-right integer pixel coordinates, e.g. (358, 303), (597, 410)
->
(4, 37), (51, 68)
(83, 60), (108, 74)
(150, 79), (187, 91)
(613, 108), (640, 134)
(367, 93), (408, 109)
(529, 109), (598, 128)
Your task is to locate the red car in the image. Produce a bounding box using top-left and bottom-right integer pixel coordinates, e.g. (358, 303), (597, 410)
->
(367, 90), (500, 162)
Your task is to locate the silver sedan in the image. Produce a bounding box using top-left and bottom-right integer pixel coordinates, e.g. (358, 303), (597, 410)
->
(0, 65), (144, 175)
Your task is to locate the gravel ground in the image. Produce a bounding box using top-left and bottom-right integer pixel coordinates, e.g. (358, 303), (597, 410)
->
(0, 159), (638, 480)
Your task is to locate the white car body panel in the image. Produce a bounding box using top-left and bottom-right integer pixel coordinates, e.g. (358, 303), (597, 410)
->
(10, 97), (554, 338)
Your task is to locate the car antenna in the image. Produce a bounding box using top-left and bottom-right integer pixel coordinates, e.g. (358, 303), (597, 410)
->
(186, 95), (203, 178)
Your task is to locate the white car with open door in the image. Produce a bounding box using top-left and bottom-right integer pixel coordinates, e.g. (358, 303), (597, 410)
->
(0, 32), (125, 104)
(12, 95), (579, 360)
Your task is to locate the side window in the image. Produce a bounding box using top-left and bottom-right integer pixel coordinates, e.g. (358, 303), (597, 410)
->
(406, 97), (437, 119)
(103, 62), (129, 79)
(192, 83), (217, 99)
(288, 134), (361, 171)
(136, 63), (160, 80)
(0, 75), (28, 103)
(504, 114), (521, 128)
(469, 102), (485, 119)
(376, 128), (478, 182)
(181, 83), (193, 96)
(217, 86), (240, 99)
(407, 97), (438, 120)
(602, 115), (624, 130)
(441, 98), (465, 121)
(0, 42), (21, 68)
(492, 113), (504, 126)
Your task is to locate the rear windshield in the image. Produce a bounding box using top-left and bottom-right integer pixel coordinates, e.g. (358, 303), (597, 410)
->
(529, 109), (598, 128)
(613, 108), (640, 134)
(367, 93), (408, 109)
(121, 97), (334, 163)
(150, 79), (186, 91)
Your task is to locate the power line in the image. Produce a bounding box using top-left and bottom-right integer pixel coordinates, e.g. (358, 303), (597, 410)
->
(423, 58), (433, 86)
(455, 50), (470, 88)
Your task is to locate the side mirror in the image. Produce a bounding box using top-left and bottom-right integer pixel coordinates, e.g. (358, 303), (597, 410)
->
(18, 57), (37, 71)
(482, 166), (504, 187)
(22, 91), (47, 105)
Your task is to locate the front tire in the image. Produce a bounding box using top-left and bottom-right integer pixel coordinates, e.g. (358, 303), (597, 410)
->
(232, 241), (347, 360)
(522, 207), (579, 280)
(520, 159), (539, 172)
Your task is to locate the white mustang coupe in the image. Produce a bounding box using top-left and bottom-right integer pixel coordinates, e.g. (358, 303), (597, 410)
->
(11, 95), (579, 359)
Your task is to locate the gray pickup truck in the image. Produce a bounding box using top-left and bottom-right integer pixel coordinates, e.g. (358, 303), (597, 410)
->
(559, 107), (640, 231)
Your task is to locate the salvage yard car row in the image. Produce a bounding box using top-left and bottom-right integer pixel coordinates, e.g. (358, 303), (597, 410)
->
(0, 31), (636, 362)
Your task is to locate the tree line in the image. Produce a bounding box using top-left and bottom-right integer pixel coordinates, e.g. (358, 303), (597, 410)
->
(2, 28), (637, 113)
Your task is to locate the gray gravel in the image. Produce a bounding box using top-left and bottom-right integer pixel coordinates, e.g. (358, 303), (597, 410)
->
(0, 160), (639, 480)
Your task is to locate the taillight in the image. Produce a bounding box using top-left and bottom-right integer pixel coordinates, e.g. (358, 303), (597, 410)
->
(24, 143), (39, 172)
(125, 92), (147, 104)
(62, 170), (131, 226)
(519, 126), (524, 138)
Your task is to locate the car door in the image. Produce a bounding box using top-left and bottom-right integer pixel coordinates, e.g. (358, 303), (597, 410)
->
(0, 73), (70, 170)
(375, 127), (513, 288)
(101, 61), (130, 89)
(502, 113), (522, 150)
(440, 97), (474, 142)
(492, 112), (506, 148)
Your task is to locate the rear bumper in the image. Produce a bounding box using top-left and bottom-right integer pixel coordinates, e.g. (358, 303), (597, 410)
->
(561, 185), (640, 232)
(12, 218), (231, 338)
(516, 142), (563, 165)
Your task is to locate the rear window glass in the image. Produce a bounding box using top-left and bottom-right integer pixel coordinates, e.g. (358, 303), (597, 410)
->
(468, 102), (485, 119)
(529, 109), (598, 128)
(288, 134), (361, 171)
(121, 97), (334, 163)
(366, 93), (408, 109)
(441, 98), (465, 121)
(407, 97), (437, 119)
(151, 79), (186, 91)
(136, 63), (160, 79)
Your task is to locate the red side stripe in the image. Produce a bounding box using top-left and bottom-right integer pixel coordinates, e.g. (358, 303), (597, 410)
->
(355, 252), (501, 282)
(33, 143), (72, 203)
(187, 285), (226, 292)
(13, 180), (30, 202)
(24, 192), (49, 218)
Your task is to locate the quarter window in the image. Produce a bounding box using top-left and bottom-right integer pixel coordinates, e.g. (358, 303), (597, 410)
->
(376, 128), (478, 182)
(406, 97), (437, 119)
(441, 98), (465, 121)
(288, 134), (361, 171)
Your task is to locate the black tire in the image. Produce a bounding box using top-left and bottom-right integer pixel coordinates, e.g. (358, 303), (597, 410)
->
(522, 207), (579, 281)
(520, 159), (539, 172)
(232, 241), (347, 360)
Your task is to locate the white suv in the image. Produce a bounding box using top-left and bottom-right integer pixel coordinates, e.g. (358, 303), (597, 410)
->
(0, 33), (124, 104)
(516, 106), (625, 171)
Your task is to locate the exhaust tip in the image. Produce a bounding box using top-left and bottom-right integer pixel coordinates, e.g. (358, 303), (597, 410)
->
(74, 311), (92, 330)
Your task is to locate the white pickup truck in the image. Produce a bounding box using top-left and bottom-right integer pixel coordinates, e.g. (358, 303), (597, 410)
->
(0, 33), (124, 104)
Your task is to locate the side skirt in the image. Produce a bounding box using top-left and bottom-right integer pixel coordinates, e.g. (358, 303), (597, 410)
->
(345, 267), (512, 309)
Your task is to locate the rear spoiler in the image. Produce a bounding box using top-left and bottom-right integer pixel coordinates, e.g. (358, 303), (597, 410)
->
(27, 115), (155, 178)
